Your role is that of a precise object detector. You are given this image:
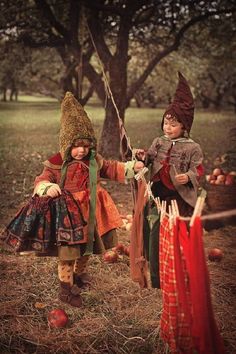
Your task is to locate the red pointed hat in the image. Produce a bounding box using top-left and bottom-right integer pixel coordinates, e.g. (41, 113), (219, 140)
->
(161, 72), (194, 134)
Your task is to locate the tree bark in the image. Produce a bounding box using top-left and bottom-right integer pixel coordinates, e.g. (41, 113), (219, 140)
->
(99, 100), (121, 158)
(99, 56), (127, 158)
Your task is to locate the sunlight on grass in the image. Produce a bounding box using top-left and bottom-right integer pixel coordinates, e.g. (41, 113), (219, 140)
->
(0, 101), (235, 171)
(18, 95), (58, 103)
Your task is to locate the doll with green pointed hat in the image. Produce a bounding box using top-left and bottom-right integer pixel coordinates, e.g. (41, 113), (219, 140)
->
(1, 92), (144, 307)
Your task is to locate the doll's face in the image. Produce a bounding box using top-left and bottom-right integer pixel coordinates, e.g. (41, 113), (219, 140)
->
(163, 115), (184, 139)
(71, 139), (91, 160)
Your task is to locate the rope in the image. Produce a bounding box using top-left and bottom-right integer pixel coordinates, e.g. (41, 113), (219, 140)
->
(85, 19), (133, 158)
(181, 208), (236, 222)
(78, 7), (85, 99)
(85, 22), (121, 119)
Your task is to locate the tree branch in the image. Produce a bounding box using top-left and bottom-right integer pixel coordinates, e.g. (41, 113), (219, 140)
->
(86, 12), (113, 68)
(80, 83), (94, 106)
(34, 0), (70, 42)
(127, 8), (235, 104)
(83, 0), (124, 17)
(83, 62), (106, 104)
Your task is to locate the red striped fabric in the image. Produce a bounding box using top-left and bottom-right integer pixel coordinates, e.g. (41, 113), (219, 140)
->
(159, 216), (225, 354)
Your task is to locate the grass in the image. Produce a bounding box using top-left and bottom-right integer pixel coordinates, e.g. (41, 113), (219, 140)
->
(0, 98), (236, 353)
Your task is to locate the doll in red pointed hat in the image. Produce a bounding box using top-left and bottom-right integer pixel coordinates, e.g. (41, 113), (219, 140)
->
(135, 72), (204, 288)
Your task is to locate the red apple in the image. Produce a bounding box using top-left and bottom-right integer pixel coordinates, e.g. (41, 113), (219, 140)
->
(208, 248), (223, 262)
(215, 175), (225, 185)
(229, 171), (236, 176)
(48, 308), (68, 328)
(215, 180), (224, 185)
(210, 179), (216, 184)
(114, 243), (125, 254)
(216, 174), (226, 183)
(206, 174), (217, 182)
(206, 174), (216, 182)
(213, 168), (223, 177)
(103, 250), (119, 263)
(225, 174), (234, 185)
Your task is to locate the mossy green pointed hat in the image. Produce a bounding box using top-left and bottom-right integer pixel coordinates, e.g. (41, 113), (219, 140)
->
(59, 92), (97, 159)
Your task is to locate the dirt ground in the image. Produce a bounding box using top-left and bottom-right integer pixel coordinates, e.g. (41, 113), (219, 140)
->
(0, 181), (236, 354)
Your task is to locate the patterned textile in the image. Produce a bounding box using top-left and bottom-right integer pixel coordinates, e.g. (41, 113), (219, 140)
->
(159, 216), (193, 353)
(0, 191), (86, 254)
(188, 217), (225, 354)
(159, 215), (225, 354)
(58, 260), (74, 285)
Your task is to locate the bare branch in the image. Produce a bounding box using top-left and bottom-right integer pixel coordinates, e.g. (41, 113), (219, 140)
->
(34, 0), (70, 41)
(86, 13), (113, 68)
(127, 8), (236, 104)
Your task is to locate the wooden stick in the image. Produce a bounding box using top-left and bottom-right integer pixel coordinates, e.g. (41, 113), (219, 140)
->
(174, 199), (180, 217)
(190, 196), (202, 227)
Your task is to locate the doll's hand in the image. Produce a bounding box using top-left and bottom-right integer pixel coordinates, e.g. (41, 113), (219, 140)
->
(135, 149), (146, 161)
(174, 174), (189, 185)
(134, 161), (145, 173)
(46, 184), (62, 197)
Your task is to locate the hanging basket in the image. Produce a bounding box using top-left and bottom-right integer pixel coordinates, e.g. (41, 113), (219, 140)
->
(206, 184), (236, 212)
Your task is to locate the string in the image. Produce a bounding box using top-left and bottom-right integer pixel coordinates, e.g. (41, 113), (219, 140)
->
(85, 19), (133, 156)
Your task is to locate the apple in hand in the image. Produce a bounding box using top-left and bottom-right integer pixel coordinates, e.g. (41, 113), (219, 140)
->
(48, 308), (68, 328)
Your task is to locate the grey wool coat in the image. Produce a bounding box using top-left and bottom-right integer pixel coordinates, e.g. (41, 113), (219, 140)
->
(146, 136), (203, 207)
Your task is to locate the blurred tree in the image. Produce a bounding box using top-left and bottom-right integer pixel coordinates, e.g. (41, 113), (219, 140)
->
(25, 48), (63, 99)
(128, 12), (236, 110)
(0, 40), (64, 100)
(0, 0), (235, 157)
(183, 15), (236, 110)
(0, 40), (29, 101)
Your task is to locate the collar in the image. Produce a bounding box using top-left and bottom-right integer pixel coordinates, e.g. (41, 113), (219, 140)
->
(162, 135), (194, 143)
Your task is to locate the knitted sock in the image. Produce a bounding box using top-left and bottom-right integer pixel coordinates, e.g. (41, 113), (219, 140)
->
(74, 255), (90, 276)
(58, 260), (74, 286)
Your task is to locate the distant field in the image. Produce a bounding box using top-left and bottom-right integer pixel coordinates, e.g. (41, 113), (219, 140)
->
(0, 96), (235, 166)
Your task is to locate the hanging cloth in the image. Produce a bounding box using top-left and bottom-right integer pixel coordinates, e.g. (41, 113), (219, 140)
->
(129, 179), (149, 288)
(159, 215), (179, 352)
(84, 149), (98, 255)
(189, 217), (225, 354)
(159, 216), (193, 353)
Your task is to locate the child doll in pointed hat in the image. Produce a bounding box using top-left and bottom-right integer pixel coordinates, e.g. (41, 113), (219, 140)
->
(135, 72), (204, 288)
(1, 92), (144, 307)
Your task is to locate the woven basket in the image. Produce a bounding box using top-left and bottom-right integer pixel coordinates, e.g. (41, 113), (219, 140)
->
(206, 184), (236, 212)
